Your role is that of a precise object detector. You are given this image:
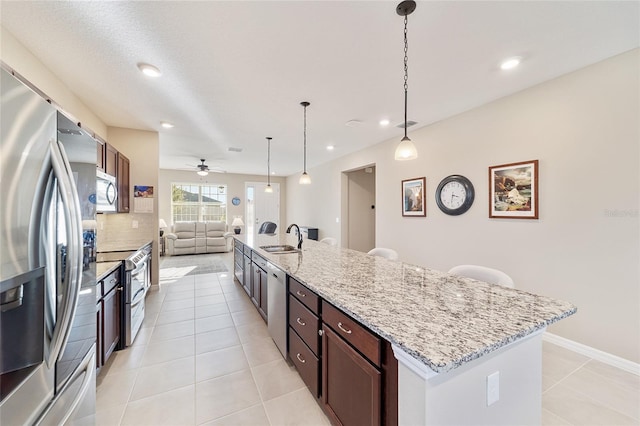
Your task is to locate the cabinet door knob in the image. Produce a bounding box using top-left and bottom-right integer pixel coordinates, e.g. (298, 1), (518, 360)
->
(296, 353), (306, 364)
(296, 317), (306, 326)
(318, 329), (324, 336)
(337, 322), (352, 334)
(296, 290), (306, 298)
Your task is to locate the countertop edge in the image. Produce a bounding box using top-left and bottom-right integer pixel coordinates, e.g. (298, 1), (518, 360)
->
(234, 235), (578, 374)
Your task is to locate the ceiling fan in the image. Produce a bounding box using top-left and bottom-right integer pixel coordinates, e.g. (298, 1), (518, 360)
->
(196, 159), (209, 176)
(183, 159), (226, 176)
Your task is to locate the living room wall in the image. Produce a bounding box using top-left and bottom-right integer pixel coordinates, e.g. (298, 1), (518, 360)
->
(286, 49), (640, 364)
(158, 169), (287, 233)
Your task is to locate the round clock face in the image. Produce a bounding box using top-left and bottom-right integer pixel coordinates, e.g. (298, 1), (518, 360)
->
(435, 175), (474, 215)
(232, 197), (241, 206)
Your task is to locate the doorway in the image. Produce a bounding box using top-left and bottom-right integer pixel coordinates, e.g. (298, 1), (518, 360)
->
(245, 182), (280, 235)
(342, 166), (376, 252)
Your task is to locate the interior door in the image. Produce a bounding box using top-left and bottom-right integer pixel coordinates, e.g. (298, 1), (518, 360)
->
(245, 182), (280, 235)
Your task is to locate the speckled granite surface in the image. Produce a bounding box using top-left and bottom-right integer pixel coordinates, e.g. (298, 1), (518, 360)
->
(96, 261), (121, 281)
(236, 234), (577, 374)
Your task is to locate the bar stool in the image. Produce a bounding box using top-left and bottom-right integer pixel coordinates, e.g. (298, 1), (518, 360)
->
(448, 264), (514, 288)
(367, 248), (399, 261)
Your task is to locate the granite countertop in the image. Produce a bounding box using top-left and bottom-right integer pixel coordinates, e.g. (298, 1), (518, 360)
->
(236, 233), (577, 374)
(97, 239), (153, 253)
(96, 261), (122, 281)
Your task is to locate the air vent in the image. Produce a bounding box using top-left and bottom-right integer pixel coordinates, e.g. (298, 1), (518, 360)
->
(228, 147), (243, 153)
(345, 119), (363, 127)
(58, 128), (83, 136)
(396, 121), (418, 129)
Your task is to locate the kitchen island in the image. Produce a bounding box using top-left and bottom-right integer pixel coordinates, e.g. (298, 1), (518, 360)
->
(235, 233), (576, 425)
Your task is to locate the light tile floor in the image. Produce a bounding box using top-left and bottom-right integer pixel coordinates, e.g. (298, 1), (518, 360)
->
(96, 253), (639, 426)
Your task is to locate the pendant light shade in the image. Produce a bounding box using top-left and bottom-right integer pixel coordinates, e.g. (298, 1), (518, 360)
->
(394, 1), (418, 161)
(299, 101), (311, 184)
(265, 137), (273, 193)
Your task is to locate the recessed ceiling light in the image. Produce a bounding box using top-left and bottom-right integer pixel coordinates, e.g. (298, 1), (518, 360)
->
(379, 119), (390, 126)
(326, 145), (335, 151)
(161, 121), (174, 129)
(137, 63), (162, 77)
(500, 56), (522, 70)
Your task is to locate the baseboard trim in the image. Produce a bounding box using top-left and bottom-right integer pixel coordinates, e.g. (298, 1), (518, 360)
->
(543, 332), (639, 376)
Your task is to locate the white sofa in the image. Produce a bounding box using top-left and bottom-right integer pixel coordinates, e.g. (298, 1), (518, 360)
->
(165, 221), (233, 255)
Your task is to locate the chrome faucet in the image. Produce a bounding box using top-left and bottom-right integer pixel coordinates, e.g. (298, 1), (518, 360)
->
(286, 223), (303, 249)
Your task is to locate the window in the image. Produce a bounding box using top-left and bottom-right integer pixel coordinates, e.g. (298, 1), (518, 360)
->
(171, 183), (227, 223)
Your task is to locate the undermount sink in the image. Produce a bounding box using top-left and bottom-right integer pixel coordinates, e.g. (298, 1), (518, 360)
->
(260, 245), (300, 254)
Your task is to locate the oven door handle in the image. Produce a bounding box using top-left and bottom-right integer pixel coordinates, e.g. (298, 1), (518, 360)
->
(131, 287), (145, 308)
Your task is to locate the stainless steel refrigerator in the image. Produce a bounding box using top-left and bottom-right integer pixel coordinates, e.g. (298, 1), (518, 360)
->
(0, 67), (97, 424)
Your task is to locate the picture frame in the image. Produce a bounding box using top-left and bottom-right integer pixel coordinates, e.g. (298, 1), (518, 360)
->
(489, 160), (539, 219)
(402, 177), (426, 217)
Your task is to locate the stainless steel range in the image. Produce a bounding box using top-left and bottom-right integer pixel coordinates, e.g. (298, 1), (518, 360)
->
(97, 243), (151, 347)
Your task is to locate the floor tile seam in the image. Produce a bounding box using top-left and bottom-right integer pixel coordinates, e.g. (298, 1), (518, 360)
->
(125, 382), (195, 412)
(581, 359), (640, 394)
(559, 358), (640, 403)
(127, 363), (196, 404)
(541, 408), (574, 426)
(195, 342), (244, 358)
(544, 380), (639, 422)
(194, 403), (266, 426)
(193, 367), (255, 388)
(544, 357), (592, 391)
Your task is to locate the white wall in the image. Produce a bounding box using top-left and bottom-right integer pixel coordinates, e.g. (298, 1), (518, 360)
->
(158, 169), (287, 232)
(100, 127), (160, 284)
(1, 26), (107, 140)
(286, 49), (640, 363)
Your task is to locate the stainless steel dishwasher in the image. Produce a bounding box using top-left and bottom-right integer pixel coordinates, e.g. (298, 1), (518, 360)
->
(267, 262), (287, 358)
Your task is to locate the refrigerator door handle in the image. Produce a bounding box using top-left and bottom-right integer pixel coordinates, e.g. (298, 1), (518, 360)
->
(46, 139), (84, 367)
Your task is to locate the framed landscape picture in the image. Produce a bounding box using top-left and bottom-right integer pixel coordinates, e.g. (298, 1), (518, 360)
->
(402, 177), (426, 217)
(489, 160), (538, 219)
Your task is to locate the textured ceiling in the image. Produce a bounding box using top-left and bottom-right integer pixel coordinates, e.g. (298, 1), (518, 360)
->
(1, 1), (638, 176)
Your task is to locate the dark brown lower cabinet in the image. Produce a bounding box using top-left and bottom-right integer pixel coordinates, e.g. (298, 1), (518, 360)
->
(322, 325), (381, 426)
(251, 263), (268, 320)
(289, 328), (320, 397)
(102, 285), (121, 363)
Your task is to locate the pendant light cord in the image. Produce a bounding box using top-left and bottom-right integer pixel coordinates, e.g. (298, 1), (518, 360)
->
(403, 14), (409, 139)
(303, 104), (307, 173)
(267, 137), (271, 186)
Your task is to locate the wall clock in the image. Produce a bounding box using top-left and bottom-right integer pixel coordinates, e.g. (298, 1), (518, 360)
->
(232, 197), (241, 206)
(435, 175), (475, 215)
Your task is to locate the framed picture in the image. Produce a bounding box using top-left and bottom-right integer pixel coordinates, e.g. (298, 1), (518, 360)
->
(402, 177), (426, 217)
(489, 160), (539, 219)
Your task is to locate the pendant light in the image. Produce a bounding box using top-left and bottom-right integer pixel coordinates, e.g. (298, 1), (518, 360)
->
(265, 137), (273, 193)
(394, 1), (418, 161)
(299, 101), (311, 184)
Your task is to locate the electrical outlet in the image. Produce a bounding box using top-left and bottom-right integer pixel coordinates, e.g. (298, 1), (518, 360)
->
(487, 371), (500, 406)
(132, 220), (138, 229)
(336, 217), (340, 223)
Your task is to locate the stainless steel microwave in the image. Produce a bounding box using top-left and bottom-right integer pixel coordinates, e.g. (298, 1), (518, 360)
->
(96, 170), (117, 212)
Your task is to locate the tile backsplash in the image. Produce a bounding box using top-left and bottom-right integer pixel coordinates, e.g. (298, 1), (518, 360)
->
(96, 213), (156, 250)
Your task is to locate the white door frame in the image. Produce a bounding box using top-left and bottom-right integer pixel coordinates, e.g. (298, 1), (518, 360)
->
(245, 182), (280, 235)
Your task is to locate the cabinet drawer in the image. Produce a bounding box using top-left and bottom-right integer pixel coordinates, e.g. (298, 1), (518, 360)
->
(289, 327), (320, 397)
(289, 295), (320, 356)
(251, 252), (267, 270)
(243, 245), (252, 256)
(289, 277), (320, 315)
(102, 267), (120, 296)
(234, 240), (243, 251)
(322, 301), (381, 367)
